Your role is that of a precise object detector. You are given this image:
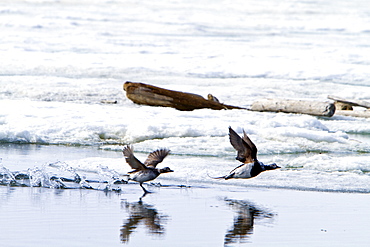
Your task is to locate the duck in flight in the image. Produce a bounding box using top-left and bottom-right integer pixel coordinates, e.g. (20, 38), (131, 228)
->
(123, 145), (173, 194)
(213, 127), (280, 179)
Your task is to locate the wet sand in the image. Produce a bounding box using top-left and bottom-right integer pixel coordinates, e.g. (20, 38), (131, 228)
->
(1, 181), (369, 246)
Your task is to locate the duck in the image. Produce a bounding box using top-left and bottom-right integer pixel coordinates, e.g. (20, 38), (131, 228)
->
(122, 145), (173, 194)
(213, 127), (280, 179)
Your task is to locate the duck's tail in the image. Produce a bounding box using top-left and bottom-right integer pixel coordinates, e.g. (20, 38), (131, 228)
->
(207, 173), (230, 180)
(208, 171), (236, 180)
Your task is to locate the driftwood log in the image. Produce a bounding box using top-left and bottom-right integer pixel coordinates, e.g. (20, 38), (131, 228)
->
(328, 95), (370, 109)
(123, 82), (370, 118)
(123, 81), (245, 111)
(250, 99), (336, 117)
(328, 95), (370, 118)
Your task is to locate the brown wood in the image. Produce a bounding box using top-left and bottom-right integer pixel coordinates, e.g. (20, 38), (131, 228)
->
(334, 102), (353, 110)
(250, 98), (336, 117)
(123, 81), (245, 111)
(328, 95), (370, 109)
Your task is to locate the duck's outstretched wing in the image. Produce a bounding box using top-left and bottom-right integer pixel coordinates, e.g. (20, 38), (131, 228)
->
(242, 129), (258, 161)
(144, 148), (170, 168)
(122, 145), (146, 171)
(229, 127), (254, 164)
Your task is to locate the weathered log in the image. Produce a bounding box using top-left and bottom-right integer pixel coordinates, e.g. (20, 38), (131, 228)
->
(334, 102), (353, 110)
(335, 110), (370, 118)
(328, 95), (370, 109)
(250, 99), (336, 117)
(123, 81), (245, 111)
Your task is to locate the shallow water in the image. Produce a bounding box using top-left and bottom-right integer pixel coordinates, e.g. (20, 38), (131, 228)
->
(1, 0), (370, 192)
(0, 186), (124, 246)
(1, 177), (370, 247)
(1, 144), (370, 246)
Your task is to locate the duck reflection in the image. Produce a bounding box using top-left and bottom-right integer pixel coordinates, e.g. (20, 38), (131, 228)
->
(120, 199), (169, 243)
(224, 198), (275, 246)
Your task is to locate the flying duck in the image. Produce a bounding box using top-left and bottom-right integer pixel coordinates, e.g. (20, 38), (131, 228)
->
(122, 145), (173, 194)
(214, 127), (280, 179)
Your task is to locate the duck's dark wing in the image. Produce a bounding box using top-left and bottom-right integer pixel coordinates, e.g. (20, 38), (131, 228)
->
(242, 129), (258, 161)
(144, 149), (170, 168)
(229, 127), (253, 164)
(122, 145), (146, 171)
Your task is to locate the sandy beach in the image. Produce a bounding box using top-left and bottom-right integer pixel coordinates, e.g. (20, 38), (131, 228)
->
(1, 153), (370, 247)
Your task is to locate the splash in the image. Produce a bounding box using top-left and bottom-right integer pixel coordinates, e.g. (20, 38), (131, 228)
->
(0, 161), (125, 191)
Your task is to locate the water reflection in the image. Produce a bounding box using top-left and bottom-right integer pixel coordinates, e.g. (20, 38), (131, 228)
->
(120, 199), (169, 243)
(224, 198), (275, 246)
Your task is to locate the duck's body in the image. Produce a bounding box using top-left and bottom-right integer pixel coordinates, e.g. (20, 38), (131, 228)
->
(224, 162), (258, 179)
(129, 168), (160, 183)
(214, 127), (280, 180)
(222, 161), (279, 179)
(123, 145), (172, 194)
